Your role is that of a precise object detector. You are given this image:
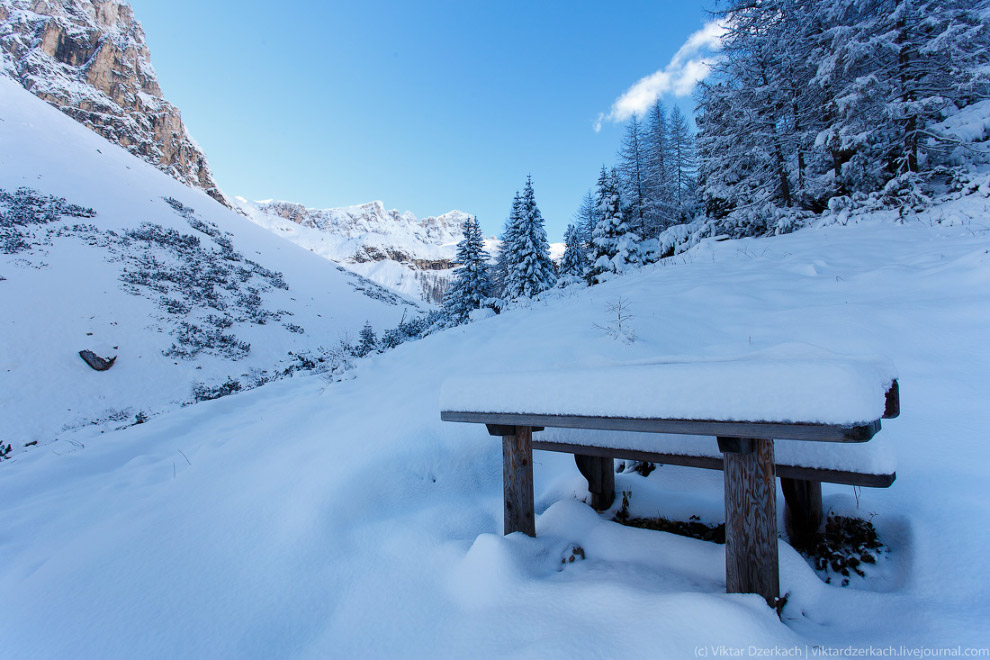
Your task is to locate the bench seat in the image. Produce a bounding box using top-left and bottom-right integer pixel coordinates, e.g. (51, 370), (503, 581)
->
(533, 427), (896, 487)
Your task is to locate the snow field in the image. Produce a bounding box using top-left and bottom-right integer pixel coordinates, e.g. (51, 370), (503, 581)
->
(4, 202), (990, 656)
(3, 67), (990, 657)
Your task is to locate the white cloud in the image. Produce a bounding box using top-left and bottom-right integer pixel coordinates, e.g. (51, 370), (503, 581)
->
(595, 20), (726, 132)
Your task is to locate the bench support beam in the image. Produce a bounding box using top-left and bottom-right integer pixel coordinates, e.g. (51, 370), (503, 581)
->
(502, 426), (536, 536)
(781, 478), (823, 549)
(574, 455), (615, 511)
(720, 436), (779, 607)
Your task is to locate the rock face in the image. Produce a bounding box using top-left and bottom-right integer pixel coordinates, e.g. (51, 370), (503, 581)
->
(234, 198), (476, 304)
(0, 0), (227, 205)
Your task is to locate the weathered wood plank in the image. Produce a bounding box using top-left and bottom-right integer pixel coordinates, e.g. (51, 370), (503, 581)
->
(502, 426), (535, 536)
(487, 423), (543, 437)
(781, 478), (823, 548)
(442, 410), (880, 443)
(574, 455), (615, 510)
(530, 440), (896, 488)
(721, 436), (779, 606)
(883, 380), (900, 419)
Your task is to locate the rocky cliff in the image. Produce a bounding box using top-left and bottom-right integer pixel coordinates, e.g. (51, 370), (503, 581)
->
(0, 0), (227, 205)
(234, 198), (476, 304)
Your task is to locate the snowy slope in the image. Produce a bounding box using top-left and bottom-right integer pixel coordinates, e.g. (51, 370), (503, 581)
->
(0, 76), (423, 447)
(3, 164), (990, 657)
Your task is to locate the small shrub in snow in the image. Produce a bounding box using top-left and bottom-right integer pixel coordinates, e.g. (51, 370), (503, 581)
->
(613, 490), (725, 543)
(800, 514), (886, 587)
(164, 321), (250, 360)
(119, 208), (292, 359)
(0, 187), (95, 255)
(192, 377), (243, 402)
(347, 272), (403, 305)
(593, 296), (636, 343)
(355, 321), (378, 357)
(283, 322), (305, 334)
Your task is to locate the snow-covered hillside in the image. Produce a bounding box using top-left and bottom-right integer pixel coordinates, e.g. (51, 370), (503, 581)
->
(0, 76), (424, 447)
(3, 132), (990, 657)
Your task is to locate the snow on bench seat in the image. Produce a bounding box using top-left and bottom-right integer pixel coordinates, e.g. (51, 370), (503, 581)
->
(533, 427), (896, 485)
(440, 355), (897, 428)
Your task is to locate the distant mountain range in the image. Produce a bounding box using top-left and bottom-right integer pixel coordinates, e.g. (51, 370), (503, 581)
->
(234, 198), (490, 304)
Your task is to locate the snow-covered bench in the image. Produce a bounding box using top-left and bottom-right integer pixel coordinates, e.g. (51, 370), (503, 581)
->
(440, 356), (899, 608)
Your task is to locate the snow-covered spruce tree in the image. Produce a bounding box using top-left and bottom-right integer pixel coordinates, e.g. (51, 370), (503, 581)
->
(443, 215), (493, 323)
(491, 192), (522, 299)
(586, 167), (641, 285)
(558, 223), (588, 285)
(502, 176), (556, 300)
(355, 321), (377, 357)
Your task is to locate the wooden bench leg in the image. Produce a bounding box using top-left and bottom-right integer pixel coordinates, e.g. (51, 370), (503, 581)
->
(502, 426), (536, 536)
(574, 454), (616, 511)
(781, 478), (823, 549)
(718, 436), (779, 607)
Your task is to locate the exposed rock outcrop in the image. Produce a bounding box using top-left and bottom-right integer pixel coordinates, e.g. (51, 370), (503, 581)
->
(0, 0), (227, 205)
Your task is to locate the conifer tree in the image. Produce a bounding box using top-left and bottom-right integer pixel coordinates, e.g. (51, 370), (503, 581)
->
(617, 116), (649, 236)
(575, 190), (599, 250)
(356, 321), (377, 357)
(668, 105), (697, 218)
(696, 0), (989, 226)
(491, 193), (522, 298)
(558, 223), (588, 285)
(503, 176), (556, 299)
(586, 167), (641, 285)
(443, 216), (492, 323)
(643, 99), (674, 236)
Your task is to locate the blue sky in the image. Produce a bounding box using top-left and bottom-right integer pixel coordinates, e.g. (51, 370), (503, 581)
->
(128, 0), (716, 240)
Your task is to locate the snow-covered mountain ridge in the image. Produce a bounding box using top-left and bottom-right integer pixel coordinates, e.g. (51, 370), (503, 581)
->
(0, 0), (226, 205)
(235, 197), (480, 304)
(236, 196), (565, 305)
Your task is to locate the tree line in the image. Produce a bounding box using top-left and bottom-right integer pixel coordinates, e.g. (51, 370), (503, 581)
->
(441, 0), (989, 322)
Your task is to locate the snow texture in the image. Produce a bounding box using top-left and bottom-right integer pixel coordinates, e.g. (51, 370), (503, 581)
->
(440, 351), (896, 426)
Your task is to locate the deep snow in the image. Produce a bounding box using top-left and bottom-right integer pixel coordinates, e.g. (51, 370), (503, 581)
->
(3, 63), (990, 660)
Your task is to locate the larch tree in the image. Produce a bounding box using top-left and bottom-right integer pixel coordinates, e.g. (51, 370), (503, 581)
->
(617, 116), (649, 237)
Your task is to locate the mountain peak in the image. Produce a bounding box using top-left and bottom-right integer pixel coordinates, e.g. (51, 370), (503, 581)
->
(0, 0), (228, 206)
